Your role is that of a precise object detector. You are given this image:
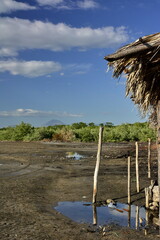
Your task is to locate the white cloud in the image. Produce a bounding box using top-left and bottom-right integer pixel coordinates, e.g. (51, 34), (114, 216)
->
(37, 0), (64, 6)
(77, 0), (99, 9)
(0, 48), (18, 57)
(0, 0), (36, 14)
(36, 0), (98, 9)
(0, 60), (62, 77)
(0, 17), (129, 56)
(65, 63), (92, 75)
(0, 109), (83, 118)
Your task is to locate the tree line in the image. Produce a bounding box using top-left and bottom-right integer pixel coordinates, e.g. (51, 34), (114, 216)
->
(0, 121), (156, 142)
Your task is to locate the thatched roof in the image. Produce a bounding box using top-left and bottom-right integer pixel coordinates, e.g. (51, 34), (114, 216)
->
(104, 32), (160, 123)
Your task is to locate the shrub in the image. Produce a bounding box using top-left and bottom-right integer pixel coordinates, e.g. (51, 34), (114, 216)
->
(11, 122), (34, 141)
(74, 128), (95, 142)
(52, 127), (75, 142)
(23, 127), (55, 141)
(71, 122), (87, 129)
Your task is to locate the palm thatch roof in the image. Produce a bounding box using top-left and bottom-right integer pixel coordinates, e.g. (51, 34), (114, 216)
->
(104, 32), (160, 124)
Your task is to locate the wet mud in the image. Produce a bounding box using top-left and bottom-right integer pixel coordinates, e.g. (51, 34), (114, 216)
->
(0, 141), (159, 240)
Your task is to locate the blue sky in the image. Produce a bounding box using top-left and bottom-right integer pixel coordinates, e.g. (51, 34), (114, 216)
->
(0, 0), (159, 127)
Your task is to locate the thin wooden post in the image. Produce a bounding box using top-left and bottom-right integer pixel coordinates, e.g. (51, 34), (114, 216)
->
(148, 138), (151, 179)
(157, 101), (160, 224)
(128, 156), (131, 204)
(135, 142), (140, 193)
(92, 127), (103, 204)
(145, 187), (149, 208)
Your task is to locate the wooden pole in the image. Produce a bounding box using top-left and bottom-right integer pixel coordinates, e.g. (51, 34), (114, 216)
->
(145, 187), (149, 208)
(157, 101), (160, 224)
(148, 138), (151, 179)
(128, 156), (131, 204)
(135, 142), (140, 193)
(92, 127), (103, 204)
(104, 37), (160, 62)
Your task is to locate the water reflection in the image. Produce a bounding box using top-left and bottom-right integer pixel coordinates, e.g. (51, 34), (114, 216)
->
(55, 201), (159, 235)
(93, 204), (97, 225)
(66, 152), (84, 160)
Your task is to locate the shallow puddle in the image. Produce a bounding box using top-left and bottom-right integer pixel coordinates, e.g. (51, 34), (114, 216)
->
(66, 152), (84, 160)
(54, 201), (159, 234)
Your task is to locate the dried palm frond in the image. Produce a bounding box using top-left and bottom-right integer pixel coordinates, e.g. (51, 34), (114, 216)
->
(105, 32), (160, 124)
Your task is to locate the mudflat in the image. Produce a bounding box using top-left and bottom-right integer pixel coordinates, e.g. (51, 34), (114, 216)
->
(0, 141), (159, 240)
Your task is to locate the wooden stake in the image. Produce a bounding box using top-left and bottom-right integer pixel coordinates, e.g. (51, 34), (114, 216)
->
(92, 127), (103, 204)
(148, 138), (151, 179)
(145, 187), (149, 208)
(128, 156), (131, 204)
(135, 142), (140, 193)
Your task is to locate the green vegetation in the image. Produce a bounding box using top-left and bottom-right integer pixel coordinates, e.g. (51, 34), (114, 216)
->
(0, 121), (156, 142)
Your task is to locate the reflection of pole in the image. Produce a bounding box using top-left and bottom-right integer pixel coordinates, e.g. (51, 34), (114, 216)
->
(144, 210), (149, 236)
(128, 156), (131, 204)
(93, 204), (97, 225)
(135, 206), (139, 230)
(92, 127), (103, 203)
(128, 205), (131, 227)
(135, 142), (140, 193)
(148, 138), (151, 179)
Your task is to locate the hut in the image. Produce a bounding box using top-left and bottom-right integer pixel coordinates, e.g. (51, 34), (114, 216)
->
(104, 32), (160, 214)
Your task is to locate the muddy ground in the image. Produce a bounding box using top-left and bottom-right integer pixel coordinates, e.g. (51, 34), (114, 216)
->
(0, 141), (159, 240)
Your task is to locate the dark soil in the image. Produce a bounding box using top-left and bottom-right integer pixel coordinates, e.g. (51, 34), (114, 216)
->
(0, 141), (159, 240)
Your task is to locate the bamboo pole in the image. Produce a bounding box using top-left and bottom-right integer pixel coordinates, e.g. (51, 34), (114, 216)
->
(135, 142), (140, 193)
(92, 127), (103, 204)
(128, 156), (131, 204)
(148, 138), (151, 179)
